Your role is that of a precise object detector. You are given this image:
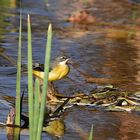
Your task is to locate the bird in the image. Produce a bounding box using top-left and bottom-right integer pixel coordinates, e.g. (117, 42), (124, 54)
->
(33, 56), (70, 82)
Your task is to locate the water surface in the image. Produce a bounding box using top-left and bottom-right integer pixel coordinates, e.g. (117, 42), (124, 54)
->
(0, 0), (140, 139)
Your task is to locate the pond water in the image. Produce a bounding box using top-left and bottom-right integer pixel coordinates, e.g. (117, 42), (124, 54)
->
(0, 0), (140, 139)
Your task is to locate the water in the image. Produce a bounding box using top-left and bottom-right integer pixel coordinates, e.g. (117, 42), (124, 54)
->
(64, 106), (140, 140)
(0, 0), (140, 139)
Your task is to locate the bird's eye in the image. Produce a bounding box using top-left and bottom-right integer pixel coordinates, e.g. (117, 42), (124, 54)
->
(60, 56), (67, 60)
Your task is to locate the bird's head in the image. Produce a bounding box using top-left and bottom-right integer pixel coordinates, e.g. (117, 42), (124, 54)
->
(56, 56), (70, 65)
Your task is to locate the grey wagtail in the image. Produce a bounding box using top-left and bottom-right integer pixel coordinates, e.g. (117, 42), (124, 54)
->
(33, 56), (70, 81)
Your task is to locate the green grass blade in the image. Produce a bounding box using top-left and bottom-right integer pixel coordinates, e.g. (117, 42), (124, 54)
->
(88, 124), (94, 140)
(36, 24), (52, 140)
(27, 14), (34, 140)
(33, 78), (40, 140)
(15, 0), (22, 127)
(14, 128), (20, 140)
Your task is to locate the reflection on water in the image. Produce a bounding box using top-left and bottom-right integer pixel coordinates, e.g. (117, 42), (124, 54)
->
(47, 0), (140, 92)
(64, 106), (140, 140)
(0, 0), (140, 139)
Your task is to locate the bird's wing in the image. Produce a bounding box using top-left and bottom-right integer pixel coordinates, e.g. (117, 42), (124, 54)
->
(33, 63), (52, 72)
(33, 63), (44, 71)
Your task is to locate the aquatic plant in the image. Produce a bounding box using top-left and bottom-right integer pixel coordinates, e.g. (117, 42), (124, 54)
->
(15, 0), (22, 128)
(14, 2), (22, 139)
(27, 14), (34, 140)
(14, 6), (52, 139)
(27, 14), (52, 140)
(36, 22), (52, 140)
(88, 124), (93, 140)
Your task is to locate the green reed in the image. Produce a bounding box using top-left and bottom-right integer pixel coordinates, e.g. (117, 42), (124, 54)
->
(36, 23), (52, 140)
(27, 14), (52, 140)
(15, 0), (22, 128)
(14, 2), (22, 139)
(88, 124), (94, 140)
(33, 78), (40, 140)
(27, 14), (34, 140)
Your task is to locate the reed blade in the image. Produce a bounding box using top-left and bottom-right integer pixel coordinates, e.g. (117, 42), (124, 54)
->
(15, 0), (22, 127)
(36, 24), (52, 140)
(27, 14), (34, 140)
(33, 79), (40, 140)
(88, 124), (94, 140)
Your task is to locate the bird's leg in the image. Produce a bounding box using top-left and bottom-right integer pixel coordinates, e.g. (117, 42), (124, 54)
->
(46, 82), (60, 103)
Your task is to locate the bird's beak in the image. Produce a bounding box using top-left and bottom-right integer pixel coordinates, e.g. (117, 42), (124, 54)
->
(65, 58), (70, 63)
(66, 58), (74, 64)
(59, 58), (70, 65)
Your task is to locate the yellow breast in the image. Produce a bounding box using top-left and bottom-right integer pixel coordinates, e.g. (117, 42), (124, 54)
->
(33, 63), (69, 81)
(33, 70), (44, 80)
